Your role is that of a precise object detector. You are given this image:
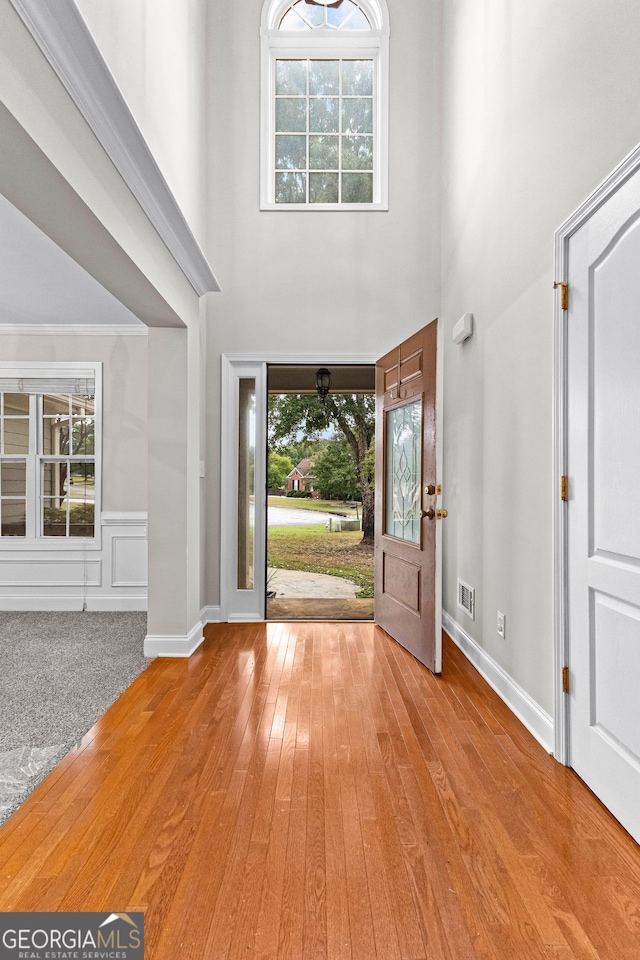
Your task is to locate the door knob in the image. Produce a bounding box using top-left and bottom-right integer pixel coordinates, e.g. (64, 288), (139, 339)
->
(425, 484), (436, 496)
(421, 508), (435, 520)
(436, 509), (448, 520)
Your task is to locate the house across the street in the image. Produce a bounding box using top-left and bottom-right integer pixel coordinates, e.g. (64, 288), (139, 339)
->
(286, 458), (317, 496)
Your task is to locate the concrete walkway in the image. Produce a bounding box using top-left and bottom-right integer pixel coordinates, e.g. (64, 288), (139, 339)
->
(267, 567), (358, 599)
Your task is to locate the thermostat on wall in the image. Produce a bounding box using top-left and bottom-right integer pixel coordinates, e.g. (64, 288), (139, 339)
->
(453, 312), (473, 344)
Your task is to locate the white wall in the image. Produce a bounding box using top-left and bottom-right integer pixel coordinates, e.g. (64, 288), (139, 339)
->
(0, 332), (149, 610)
(0, 333), (148, 511)
(73, 0), (209, 246)
(440, 0), (640, 715)
(204, 0), (442, 606)
(0, 0), (199, 326)
(1, 0), (206, 635)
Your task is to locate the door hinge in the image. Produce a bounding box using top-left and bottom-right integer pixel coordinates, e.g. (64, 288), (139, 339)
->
(554, 280), (569, 311)
(562, 666), (570, 694)
(561, 475), (569, 502)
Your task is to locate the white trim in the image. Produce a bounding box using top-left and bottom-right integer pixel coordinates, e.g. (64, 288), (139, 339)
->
(552, 139), (640, 766)
(219, 350), (376, 624)
(224, 352), (379, 363)
(0, 538), (102, 552)
(9, 0), (219, 296)
(443, 611), (554, 755)
(101, 511), (148, 527)
(0, 325), (148, 337)
(200, 604), (223, 623)
(221, 358), (268, 622)
(434, 318), (444, 673)
(144, 620), (204, 658)
(0, 595), (146, 611)
(111, 536), (147, 587)
(0, 558), (101, 587)
(0, 510), (147, 610)
(0, 360), (103, 549)
(263, 0), (389, 33)
(260, 0), (389, 211)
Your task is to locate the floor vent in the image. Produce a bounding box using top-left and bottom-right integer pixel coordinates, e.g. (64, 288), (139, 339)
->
(457, 578), (475, 620)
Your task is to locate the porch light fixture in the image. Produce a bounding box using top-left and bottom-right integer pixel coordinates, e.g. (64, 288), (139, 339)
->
(315, 367), (332, 401)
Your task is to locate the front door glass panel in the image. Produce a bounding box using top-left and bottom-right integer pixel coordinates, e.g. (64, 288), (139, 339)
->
(385, 399), (421, 543)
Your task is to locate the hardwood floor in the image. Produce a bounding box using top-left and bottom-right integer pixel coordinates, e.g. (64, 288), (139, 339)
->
(1, 622), (639, 959)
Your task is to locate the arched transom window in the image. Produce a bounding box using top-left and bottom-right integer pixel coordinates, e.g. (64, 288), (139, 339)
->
(261, 0), (389, 210)
(279, 0), (371, 32)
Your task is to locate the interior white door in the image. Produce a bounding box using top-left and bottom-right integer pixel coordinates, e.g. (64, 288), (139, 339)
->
(567, 165), (640, 843)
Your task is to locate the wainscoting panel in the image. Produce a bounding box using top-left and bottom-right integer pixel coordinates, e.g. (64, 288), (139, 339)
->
(112, 537), (148, 588)
(0, 512), (148, 611)
(0, 559), (101, 587)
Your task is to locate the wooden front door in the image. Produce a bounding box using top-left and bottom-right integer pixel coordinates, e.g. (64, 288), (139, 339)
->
(374, 320), (442, 672)
(567, 164), (640, 844)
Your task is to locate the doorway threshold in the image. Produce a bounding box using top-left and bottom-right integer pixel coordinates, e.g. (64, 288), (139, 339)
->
(266, 598), (374, 620)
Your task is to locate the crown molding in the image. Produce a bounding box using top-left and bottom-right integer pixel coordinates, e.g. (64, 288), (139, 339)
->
(10, 0), (219, 297)
(0, 323), (148, 337)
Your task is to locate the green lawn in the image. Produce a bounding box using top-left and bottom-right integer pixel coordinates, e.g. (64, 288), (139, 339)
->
(267, 524), (374, 597)
(268, 496), (360, 518)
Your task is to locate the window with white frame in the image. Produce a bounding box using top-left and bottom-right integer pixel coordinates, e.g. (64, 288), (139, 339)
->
(0, 365), (100, 542)
(260, 0), (389, 210)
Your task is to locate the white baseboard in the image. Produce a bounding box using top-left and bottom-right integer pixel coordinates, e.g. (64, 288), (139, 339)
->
(144, 619), (204, 658)
(0, 595), (147, 611)
(200, 604), (223, 623)
(442, 611), (554, 754)
(86, 596), (147, 611)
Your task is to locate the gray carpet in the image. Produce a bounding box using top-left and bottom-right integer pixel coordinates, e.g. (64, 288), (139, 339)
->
(0, 611), (149, 826)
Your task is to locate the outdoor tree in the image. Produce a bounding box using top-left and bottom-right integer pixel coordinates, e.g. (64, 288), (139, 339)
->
(268, 393), (375, 543)
(268, 450), (294, 490)
(276, 440), (320, 466)
(361, 439), (375, 484)
(313, 437), (359, 500)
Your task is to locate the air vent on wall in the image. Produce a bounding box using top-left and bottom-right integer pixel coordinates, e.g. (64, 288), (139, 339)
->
(457, 578), (475, 620)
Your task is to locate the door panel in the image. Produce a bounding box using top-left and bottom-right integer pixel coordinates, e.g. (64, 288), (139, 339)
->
(382, 553), (421, 611)
(375, 320), (441, 672)
(568, 166), (640, 843)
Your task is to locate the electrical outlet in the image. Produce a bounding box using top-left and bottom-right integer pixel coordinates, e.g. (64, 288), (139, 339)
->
(497, 611), (505, 639)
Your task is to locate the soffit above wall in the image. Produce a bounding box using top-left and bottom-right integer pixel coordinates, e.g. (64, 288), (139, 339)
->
(0, 193), (143, 328)
(268, 364), (374, 393)
(0, 103), (185, 328)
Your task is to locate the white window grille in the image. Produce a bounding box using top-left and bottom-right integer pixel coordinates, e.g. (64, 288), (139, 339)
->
(260, 0), (389, 210)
